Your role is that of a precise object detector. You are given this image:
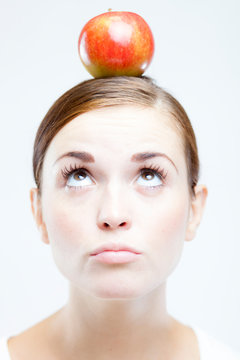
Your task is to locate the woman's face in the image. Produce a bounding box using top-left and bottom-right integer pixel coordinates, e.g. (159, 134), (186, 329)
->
(32, 105), (202, 299)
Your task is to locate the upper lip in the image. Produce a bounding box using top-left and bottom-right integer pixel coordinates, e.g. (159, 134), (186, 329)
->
(90, 243), (142, 256)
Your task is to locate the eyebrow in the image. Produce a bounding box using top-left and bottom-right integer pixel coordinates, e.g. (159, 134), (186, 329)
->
(131, 152), (178, 173)
(54, 151), (178, 173)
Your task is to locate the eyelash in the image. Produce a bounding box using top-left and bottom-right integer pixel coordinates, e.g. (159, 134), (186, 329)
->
(61, 163), (168, 187)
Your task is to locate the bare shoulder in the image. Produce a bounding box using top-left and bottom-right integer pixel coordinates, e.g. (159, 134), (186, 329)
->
(7, 309), (63, 360)
(170, 317), (201, 360)
(7, 312), (201, 360)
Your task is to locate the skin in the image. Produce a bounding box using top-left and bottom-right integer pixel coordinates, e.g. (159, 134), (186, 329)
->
(9, 105), (207, 360)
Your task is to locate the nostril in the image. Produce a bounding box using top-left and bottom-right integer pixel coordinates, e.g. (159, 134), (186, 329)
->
(103, 221), (126, 228)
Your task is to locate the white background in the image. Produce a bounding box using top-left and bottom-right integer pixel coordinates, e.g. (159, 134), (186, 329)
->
(0, 0), (239, 352)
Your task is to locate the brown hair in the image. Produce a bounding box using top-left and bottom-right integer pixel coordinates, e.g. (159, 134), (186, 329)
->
(33, 76), (199, 196)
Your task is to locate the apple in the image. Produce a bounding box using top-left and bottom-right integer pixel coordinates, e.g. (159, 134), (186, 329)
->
(78, 11), (154, 78)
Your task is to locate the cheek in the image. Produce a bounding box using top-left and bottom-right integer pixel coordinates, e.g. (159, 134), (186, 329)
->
(144, 193), (190, 278)
(41, 194), (92, 272)
(157, 200), (189, 239)
(40, 185), (191, 287)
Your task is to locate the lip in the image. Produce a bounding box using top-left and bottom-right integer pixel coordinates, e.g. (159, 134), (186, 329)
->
(91, 251), (141, 264)
(90, 243), (142, 256)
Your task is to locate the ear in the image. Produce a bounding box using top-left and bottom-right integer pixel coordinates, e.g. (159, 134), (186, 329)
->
(185, 184), (208, 242)
(30, 188), (49, 245)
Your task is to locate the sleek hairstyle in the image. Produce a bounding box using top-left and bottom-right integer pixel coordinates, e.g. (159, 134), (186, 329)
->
(33, 76), (199, 196)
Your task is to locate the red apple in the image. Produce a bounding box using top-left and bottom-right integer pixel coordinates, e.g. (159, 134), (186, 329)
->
(78, 11), (154, 78)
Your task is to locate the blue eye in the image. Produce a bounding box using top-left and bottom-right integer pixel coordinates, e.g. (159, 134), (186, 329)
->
(137, 168), (163, 187)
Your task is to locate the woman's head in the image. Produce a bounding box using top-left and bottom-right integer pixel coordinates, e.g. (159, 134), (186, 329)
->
(30, 76), (207, 299)
(33, 76), (199, 197)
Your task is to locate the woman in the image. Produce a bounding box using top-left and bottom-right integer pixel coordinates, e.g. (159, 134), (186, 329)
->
(1, 76), (239, 359)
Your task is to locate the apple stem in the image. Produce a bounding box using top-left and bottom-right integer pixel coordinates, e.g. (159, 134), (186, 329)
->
(108, 8), (112, 11)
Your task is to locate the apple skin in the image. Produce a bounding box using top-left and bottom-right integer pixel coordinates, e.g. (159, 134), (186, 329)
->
(78, 11), (154, 78)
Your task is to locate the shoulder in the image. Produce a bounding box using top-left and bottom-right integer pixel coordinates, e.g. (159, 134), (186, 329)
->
(0, 337), (11, 360)
(192, 326), (240, 360)
(1, 312), (62, 359)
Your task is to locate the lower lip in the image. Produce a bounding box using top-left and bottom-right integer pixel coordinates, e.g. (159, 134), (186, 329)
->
(91, 251), (141, 264)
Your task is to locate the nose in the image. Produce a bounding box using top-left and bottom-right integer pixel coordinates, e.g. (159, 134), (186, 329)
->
(98, 218), (130, 230)
(97, 185), (132, 231)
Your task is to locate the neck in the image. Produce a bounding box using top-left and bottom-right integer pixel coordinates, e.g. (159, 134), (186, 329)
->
(52, 282), (178, 360)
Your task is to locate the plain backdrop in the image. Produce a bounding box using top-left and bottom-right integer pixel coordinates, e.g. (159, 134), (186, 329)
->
(0, 0), (239, 352)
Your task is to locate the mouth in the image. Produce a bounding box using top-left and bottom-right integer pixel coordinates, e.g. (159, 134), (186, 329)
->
(90, 250), (141, 264)
(90, 243), (142, 264)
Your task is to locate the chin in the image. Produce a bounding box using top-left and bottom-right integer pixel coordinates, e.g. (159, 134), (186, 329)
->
(82, 273), (162, 300)
(90, 286), (143, 300)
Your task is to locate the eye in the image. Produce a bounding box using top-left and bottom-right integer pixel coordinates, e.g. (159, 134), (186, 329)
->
(61, 164), (167, 190)
(62, 166), (94, 188)
(136, 167), (166, 188)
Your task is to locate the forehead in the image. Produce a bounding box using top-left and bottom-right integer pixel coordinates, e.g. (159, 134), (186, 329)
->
(44, 105), (184, 165)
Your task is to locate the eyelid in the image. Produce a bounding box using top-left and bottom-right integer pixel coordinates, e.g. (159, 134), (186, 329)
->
(138, 164), (167, 181)
(61, 163), (168, 189)
(61, 164), (166, 177)
(61, 164), (93, 180)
